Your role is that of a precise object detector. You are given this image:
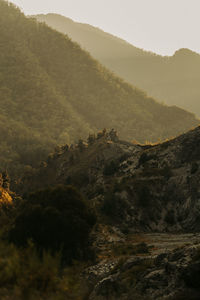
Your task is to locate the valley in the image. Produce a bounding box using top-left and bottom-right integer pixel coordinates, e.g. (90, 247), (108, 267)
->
(0, 1), (200, 299)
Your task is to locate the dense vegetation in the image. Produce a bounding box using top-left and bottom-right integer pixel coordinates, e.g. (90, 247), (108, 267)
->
(9, 185), (96, 263)
(0, 183), (95, 299)
(36, 13), (200, 116)
(0, 1), (198, 178)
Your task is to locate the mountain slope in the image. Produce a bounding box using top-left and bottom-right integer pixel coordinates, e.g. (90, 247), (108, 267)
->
(35, 13), (200, 116)
(22, 126), (200, 232)
(0, 1), (198, 178)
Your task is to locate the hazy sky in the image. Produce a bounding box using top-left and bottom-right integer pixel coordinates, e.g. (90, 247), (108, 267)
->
(10, 0), (200, 55)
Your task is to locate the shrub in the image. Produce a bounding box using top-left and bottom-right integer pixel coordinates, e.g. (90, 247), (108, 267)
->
(138, 152), (156, 166)
(9, 185), (96, 264)
(0, 239), (88, 299)
(101, 192), (128, 220)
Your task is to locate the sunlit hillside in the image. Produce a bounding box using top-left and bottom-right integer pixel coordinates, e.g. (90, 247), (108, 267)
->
(36, 13), (200, 116)
(0, 1), (198, 178)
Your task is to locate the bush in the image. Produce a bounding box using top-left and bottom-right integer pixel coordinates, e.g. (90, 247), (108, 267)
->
(103, 160), (119, 176)
(138, 152), (156, 166)
(9, 185), (96, 264)
(101, 192), (128, 220)
(0, 239), (88, 300)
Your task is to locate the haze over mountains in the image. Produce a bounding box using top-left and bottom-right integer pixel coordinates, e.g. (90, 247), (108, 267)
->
(34, 13), (200, 117)
(1, 1), (198, 177)
(1, 2), (200, 299)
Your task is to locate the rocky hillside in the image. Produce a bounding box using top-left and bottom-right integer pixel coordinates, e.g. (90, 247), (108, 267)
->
(85, 238), (200, 300)
(18, 126), (200, 299)
(21, 126), (200, 233)
(35, 13), (200, 117)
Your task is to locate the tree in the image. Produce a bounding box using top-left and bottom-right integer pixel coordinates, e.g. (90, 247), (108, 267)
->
(9, 185), (96, 264)
(78, 139), (85, 152)
(2, 171), (10, 190)
(87, 133), (96, 145)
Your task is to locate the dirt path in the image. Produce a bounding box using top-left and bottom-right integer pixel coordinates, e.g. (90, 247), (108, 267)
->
(138, 233), (200, 255)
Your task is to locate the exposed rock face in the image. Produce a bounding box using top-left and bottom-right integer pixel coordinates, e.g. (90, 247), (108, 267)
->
(21, 126), (200, 232)
(17, 127), (200, 299)
(86, 243), (200, 300)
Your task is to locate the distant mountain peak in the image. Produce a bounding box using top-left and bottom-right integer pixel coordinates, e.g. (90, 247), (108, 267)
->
(173, 48), (199, 57)
(33, 13), (200, 117)
(33, 13), (75, 24)
(0, 2), (199, 180)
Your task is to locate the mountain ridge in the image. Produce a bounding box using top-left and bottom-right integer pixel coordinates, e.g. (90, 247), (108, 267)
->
(21, 125), (200, 232)
(35, 13), (200, 58)
(34, 13), (200, 116)
(0, 0), (198, 179)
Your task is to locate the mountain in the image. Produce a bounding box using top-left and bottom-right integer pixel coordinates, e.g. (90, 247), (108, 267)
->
(18, 124), (200, 298)
(22, 126), (200, 232)
(34, 13), (200, 117)
(0, 1), (198, 179)
(6, 124), (200, 300)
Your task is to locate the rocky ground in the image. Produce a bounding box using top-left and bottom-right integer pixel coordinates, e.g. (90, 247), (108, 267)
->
(20, 127), (200, 299)
(140, 233), (200, 255)
(85, 232), (200, 300)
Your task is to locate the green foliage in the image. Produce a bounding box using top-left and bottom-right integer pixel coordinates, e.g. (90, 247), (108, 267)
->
(0, 240), (61, 298)
(0, 239), (88, 300)
(0, 1), (198, 181)
(37, 14), (200, 118)
(9, 185), (96, 264)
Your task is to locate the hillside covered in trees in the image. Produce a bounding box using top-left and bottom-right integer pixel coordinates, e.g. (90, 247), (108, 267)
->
(35, 13), (200, 117)
(0, 1), (198, 178)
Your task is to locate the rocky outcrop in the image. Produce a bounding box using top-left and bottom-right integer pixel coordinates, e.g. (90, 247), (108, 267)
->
(21, 126), (200, 232)
(86, 243), (200, 300)
(16, 127), (200, 299)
